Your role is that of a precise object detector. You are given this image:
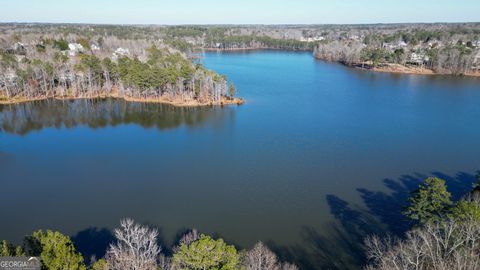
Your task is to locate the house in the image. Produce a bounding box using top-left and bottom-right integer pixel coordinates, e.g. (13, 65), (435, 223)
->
(382, 43), (396, 52)
(115, 47), (129, 56)
(68, 43), (84, 56)
(397, 41), (408, 47)
(6, 42), (27, 55)
(348, 35), (360, 41)
(112, 47), (130, 60)
(90, 41), (100, 51)
(382, 41), (407, 52)
(409, 52), (430, 65)
(299, 36), (325, 42)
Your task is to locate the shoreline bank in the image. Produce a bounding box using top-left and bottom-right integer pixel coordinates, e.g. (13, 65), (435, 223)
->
(372, 63), (480, 77)
(0, 93), (245, 107)
(314, 56), (480, 77)
(200, 47), (313, 52)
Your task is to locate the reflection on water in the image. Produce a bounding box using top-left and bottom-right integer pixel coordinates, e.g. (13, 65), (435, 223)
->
(0, 99), (235, 135)
(0, 151), (13, 167)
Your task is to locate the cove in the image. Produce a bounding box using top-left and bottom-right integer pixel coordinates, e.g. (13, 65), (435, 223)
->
(1, 50), (480, 269)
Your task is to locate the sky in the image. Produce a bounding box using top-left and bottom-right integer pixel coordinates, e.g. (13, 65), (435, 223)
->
(1, 0), (479, 25)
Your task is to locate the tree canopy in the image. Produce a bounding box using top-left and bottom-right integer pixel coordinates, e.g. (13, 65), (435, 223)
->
(403, 177), (452, 225)
(173, 234), (239, 270)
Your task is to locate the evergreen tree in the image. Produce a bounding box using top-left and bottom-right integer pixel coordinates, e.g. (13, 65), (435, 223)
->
(449, 200), (480, 222)
(32, 230), (86, 270)
(173, 234), (239, 270)
(403, 177), (452, 225)
(0, 240), (24, 256)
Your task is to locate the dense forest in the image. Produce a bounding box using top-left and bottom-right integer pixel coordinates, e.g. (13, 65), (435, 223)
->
(0, 26), (241, 106)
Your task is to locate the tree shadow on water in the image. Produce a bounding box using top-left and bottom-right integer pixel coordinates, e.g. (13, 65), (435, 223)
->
(72, 225), (172, 265)
(71, 227), (115, 265)
(357, 171), (477, 236)
(267, 171), (478, 270)
(266, 195), (384, 270)
(71, 225), (221, 265)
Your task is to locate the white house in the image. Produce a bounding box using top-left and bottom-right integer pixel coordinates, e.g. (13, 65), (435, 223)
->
(115, 47), (129, 56)
(90, 42), (100, 51)
(68, 43), (84, 56)
(13, 42), (25, 51)
(348, 35), (360, 41)
(397, 41), (408, 47)
(300, 36), (325, 42)
(7, 42), (27, 55)
(112, 47), (130, 60)
(382, 41), (407, 52)
(409, 52), (429, 65)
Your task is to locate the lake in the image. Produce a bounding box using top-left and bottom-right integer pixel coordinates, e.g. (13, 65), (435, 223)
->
(1, 50), (480, 269)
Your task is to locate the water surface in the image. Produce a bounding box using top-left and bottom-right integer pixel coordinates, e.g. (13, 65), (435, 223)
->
(1, 51), (479, 269)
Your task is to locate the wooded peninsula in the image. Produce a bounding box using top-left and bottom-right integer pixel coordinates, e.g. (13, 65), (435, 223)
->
(0, 24), (243, 106)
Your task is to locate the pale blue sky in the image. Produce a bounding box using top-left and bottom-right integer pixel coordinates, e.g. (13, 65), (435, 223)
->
(1, 0), (479, 24)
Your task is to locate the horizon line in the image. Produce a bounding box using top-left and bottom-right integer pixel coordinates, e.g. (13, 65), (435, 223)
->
(1, 21), (480, 27)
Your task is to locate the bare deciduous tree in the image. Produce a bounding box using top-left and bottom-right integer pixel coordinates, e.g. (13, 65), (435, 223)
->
(278, 263), (299, 270)
(172, 228), (200, 253)
(244, 241), (298, 270)
(365, 219), (480, 270)
(106, 218), (161, 270)
(245, 242), (279, 270)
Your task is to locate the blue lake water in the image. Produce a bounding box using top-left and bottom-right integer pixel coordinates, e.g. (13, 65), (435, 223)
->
(1, 50), (479, 269)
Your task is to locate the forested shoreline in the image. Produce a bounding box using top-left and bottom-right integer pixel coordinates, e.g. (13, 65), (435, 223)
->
(364, 174), (480, 270)
(0, 220), (299, 270)
(154, 23), (480, 76)
(0, 27), (242, 106)
(2, 23), (480, 90)
(2, 174), (480, 270)
(313, 26), (480, 76)
(162, 23), (480, 76)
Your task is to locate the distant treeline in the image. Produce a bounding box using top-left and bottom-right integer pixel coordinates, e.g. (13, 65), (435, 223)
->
(204, 35), (317, 50)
